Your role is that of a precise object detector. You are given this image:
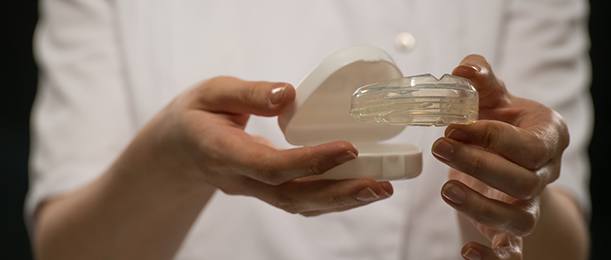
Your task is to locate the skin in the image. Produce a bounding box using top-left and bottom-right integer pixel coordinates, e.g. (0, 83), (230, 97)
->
(34, 76), (393, 260)
(433, 55), (589, 260)
(33, 56), (588, 260)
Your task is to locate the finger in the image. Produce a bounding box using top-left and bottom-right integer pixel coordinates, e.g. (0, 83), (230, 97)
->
(235, 177), (393, 214)
(251, 141), (359, 185)
(441, 180), (539, 236)
(298, 181), (394, 216)
(445, 120), (554, 170)
(299, 203), (367, 217)
(193, 76), (296, 116)
(491, 232), (524, 260)
(211, 130), (359, 185)
(283, 179), (393, 214)
(462, 242), (498, 260)
(462, 241), (522, 260)
(433, 137), (545, 200)
(452, 54), (511, 109)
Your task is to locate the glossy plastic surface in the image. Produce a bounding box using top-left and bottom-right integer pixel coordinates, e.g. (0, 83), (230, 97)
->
(278, 46), (422, 180)
(350, 74), (478, 126)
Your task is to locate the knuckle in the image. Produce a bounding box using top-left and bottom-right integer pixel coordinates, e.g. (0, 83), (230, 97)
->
(480, 207), (498, 225)
(261, 170), (285, 185)
(206, 131), (227, 151)
(253, 154), (287, 185)
(467, 154), (486, 177)
(194, 136), (228, 165)
(527, 137), (549, 168)
(555, 114), (570, 150)
(208, 75), (231, 85)
(199, 77), (217, 90)
(328, 194), (351, 208)
(516, 173), (543, 200)
(203, 76), (234, 92)
(273, 192), (301, 214)
(482, 123), (501, 150)
(514, 211), (537, 236)
(242, 83), (260, 106)
(301, 147), (326, 176)
(335, 141), (356, 152)
(308, 159), (324, 176)
(471, 202), (498, 226)
(170, 90), (193, 110)
(211, 75), (234, 81)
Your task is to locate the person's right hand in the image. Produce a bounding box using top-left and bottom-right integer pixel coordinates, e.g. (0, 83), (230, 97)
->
(135, 76), (393, 216)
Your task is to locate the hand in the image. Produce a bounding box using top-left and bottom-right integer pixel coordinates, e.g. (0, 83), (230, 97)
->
(431, 55), (569, 259)
(139, 76), (392, 216)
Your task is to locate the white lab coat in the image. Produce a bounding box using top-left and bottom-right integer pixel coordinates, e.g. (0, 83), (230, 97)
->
(27, 0), (592, 259)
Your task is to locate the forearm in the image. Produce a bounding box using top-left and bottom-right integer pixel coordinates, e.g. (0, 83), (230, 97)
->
(523, 187), (589, 260)
(34, 135), (216, 260)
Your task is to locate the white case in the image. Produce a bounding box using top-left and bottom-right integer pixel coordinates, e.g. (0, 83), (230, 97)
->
(278, 46), (423, 180)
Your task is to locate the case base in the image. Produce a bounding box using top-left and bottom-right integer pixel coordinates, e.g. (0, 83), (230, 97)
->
(316, 143), (422, 180)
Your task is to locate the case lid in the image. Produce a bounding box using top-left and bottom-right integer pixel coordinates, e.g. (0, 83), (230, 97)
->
(278, 46), (406, 146)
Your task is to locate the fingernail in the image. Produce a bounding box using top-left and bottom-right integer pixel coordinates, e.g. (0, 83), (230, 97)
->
(380, 182), (394, 196)
(447, 128), (469, 142)
(463, 63), (481, 71)
(462, 248), (481, 260)
(432, 139), (454, 161)
(455, 64), (480, 78)
(269, 85), (287, 105)
(336, 151), (357, 165)
(355, 187), (380, 202)
(442, 183), (466, 205)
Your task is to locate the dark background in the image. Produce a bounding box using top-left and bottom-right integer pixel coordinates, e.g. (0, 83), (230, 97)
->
(1, 1), (609, 259)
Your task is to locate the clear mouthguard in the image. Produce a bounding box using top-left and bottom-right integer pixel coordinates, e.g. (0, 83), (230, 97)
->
(350, 74), (478, 126)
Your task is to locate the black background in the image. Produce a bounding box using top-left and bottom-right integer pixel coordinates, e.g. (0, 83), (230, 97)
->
(1, 1), (609, 259)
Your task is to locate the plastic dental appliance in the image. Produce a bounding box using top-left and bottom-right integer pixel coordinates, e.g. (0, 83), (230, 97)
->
(350, 74), (478, 126)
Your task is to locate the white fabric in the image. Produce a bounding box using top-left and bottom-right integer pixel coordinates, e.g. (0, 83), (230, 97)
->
(27, 0), (592, 259)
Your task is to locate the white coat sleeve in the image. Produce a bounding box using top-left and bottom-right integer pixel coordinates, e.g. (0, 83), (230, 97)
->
(26, 0), (135, 229)
(496, 0), (592, 213)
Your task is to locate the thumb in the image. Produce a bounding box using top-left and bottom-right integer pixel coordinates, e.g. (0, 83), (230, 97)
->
(452, 54), (511, 109)
(192, 76), (296, 116)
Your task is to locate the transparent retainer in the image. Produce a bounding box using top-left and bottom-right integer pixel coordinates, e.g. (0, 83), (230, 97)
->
(350, 74), (478, 126)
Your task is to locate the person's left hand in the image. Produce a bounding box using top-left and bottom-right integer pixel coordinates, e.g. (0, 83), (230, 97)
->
(432, 55), (570, 260)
